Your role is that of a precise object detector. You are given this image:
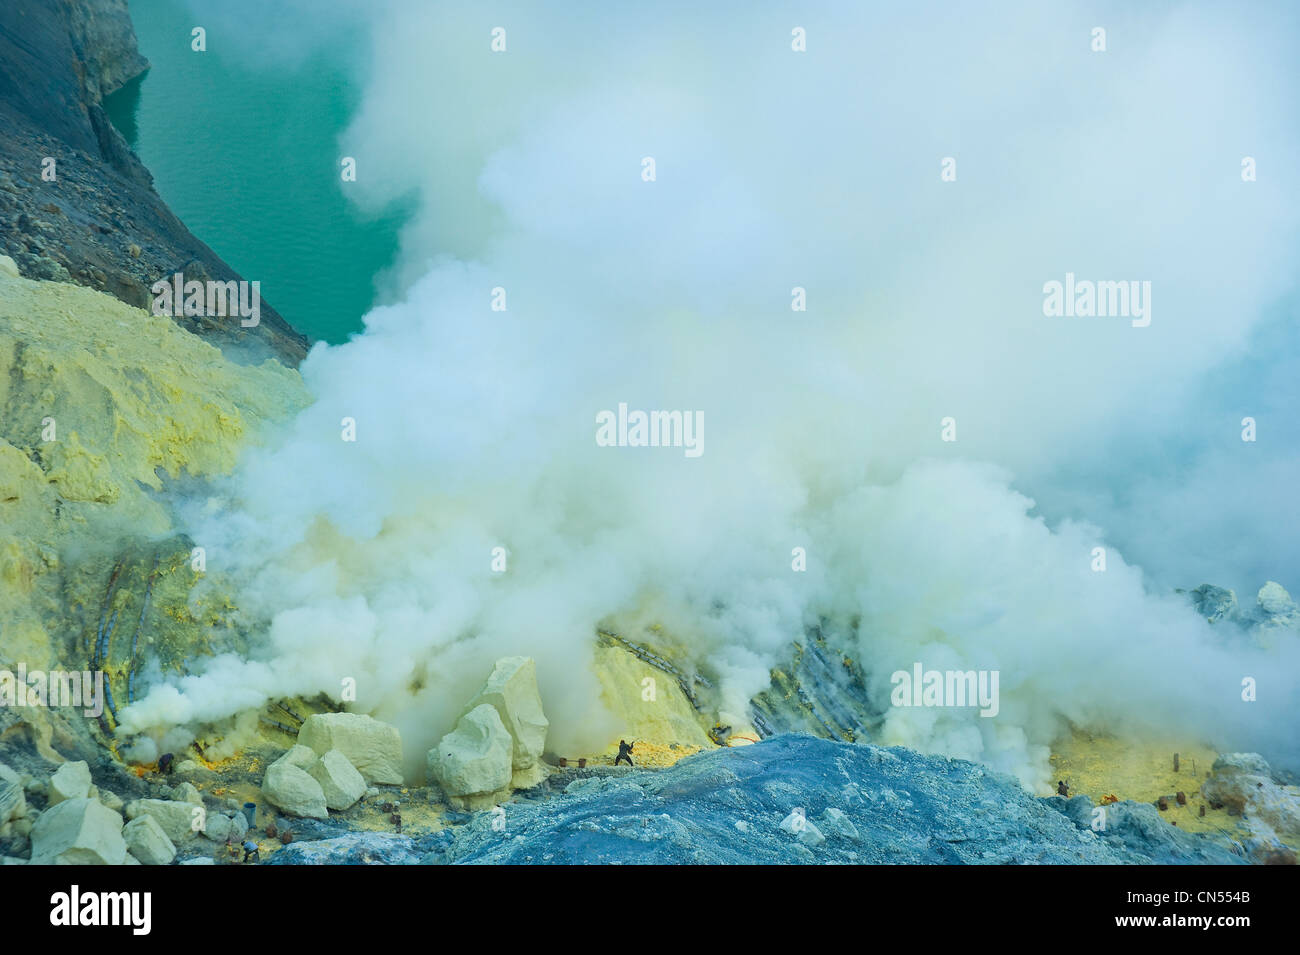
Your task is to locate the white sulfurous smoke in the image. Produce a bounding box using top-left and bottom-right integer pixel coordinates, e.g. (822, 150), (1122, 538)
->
(120, 1), (1300, 788)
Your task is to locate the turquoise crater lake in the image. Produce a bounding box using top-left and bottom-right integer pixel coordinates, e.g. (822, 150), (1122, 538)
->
(105, 0), (406, 344)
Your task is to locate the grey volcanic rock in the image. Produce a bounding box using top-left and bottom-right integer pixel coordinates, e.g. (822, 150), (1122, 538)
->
(123, 814), (175, 865)
(1200, 753), (1300, 858)
(64, 0), (150, 102)
(1181, 580), (1300, 641)
(30, 796), (127, 864)
(0, 0), (308, 364)
(377, 737), (1240, 865)
(749, 629), (879, 741)
(1250, 581), (1300, 638)
(1186, 584), (1240, 624)
(266, 832), (423, 866)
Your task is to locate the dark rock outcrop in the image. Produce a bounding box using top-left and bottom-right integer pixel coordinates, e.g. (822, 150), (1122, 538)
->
(749, 627), (879, 741)
(0, 0), (308, 364)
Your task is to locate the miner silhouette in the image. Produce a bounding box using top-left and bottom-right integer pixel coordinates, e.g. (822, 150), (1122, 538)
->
(615, 740), (634, 767)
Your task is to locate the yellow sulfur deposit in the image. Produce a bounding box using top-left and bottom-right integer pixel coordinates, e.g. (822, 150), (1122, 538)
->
(600, 739), (703, 768)
(585, 645), (714, 766)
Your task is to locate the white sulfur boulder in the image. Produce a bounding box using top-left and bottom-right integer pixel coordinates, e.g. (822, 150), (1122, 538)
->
(428, 704), (514, 809)
(464, 656), (550, 789)
(30, 798), (126, 864)
(297, 713), (403, 785)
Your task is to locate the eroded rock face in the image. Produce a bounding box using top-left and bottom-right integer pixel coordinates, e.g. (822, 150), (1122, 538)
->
(0, 0), (308, 363)
(464, 656), (550, 789)
(424, 655), (553, 805)
(30, 797), (126, 864)
(428, 704), (513, 810)
(298, 714), (403, 786)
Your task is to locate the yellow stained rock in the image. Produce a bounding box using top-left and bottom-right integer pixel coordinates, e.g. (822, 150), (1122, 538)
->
(0, 269), (310, 672)
(580, 645), (714, 767)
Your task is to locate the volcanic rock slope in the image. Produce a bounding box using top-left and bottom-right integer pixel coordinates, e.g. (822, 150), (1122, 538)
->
(0, 0), (307, 363)
(271, 736), (1243, 865)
